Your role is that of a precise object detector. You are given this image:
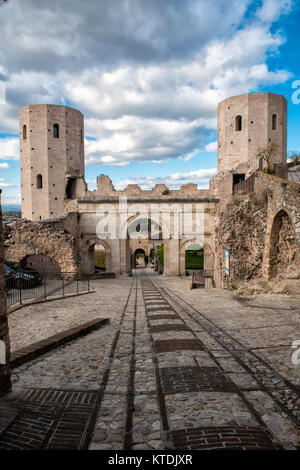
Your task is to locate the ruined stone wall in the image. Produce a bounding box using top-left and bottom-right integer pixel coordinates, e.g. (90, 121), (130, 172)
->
(213, 172), (300, 288)
(91, 175), (211, 198)
(4, 212), (80, 275)
(0, 190), (11, 395)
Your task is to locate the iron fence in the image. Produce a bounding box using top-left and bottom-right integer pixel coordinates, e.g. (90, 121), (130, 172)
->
(6, 272), (92, 309)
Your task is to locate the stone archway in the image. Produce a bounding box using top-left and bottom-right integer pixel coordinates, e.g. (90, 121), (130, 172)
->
(185, 243), (204, 272)
(179, 239), (214, 277)
(268, 209), (298, 279)
(126, 217), (163, 273)
(85, 239), (112, 274)
(134, 248), (146, 267)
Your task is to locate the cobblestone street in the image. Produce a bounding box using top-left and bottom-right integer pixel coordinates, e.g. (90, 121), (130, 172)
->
(1, 269), (300, 450)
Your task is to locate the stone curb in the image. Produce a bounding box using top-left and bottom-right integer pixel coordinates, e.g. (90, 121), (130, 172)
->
(10, 317), (109, 368)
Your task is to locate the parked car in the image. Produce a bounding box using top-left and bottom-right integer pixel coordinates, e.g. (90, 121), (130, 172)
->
(5, 264), (43, 290)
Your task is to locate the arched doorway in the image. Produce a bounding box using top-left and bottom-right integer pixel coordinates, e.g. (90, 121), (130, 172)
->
(87, 241), (112, 273)
(185, 243), (204, 272)
(269, 210), (297, 279)
(127, 218), (163, 273)
(135, 249), (146, 267)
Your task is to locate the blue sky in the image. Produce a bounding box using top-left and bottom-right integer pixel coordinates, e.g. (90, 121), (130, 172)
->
(0, 0), (300, 205)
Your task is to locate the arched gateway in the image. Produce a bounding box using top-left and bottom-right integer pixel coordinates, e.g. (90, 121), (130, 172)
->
(78, 176), (216, 276)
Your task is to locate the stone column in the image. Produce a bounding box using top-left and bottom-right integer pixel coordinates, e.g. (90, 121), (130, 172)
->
(105, 252), (112, 273)
(164, 239), (180, 276)
(110, 239), (121, 275)
(179, 248), (186, 276)
(0, 190), (11, 396)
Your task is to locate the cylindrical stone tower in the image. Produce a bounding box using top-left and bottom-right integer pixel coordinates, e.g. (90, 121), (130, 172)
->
(217, 93), (287, 176)
(19, 104), (85, 221)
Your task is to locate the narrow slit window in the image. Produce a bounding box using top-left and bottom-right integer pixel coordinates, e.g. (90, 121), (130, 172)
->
(23, 124), (27, 140)
(53, 123), (59, 139)
(36, 174), (42, 189)
(272, 114), (277, 130)
(235, 115), (242, 131)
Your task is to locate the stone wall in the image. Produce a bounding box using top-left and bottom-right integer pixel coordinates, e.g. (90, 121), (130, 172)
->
(0, 190), (11, 395)
(214, 172), (300, 289)
(90, 175), (211, 198)
(4, 212), (80, 275)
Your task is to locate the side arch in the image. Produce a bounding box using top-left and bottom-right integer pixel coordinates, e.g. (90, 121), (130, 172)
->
(265, 209), (298, 279)
(85, 238), (112, 274)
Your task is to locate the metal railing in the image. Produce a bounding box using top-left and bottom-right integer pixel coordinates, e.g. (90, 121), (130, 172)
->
(6, 272), (92, 309)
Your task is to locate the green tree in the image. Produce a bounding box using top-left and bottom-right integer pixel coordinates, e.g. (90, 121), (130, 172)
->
(257, 143), (279, 173)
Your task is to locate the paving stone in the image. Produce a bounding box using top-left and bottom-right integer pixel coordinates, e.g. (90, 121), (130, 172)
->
(155, 339), (203, 353)
(1, 273), (299, 450)
(160, 366), (235, 394)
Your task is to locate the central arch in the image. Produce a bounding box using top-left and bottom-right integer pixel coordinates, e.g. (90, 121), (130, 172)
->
(134, 248), (146, 267)
(127, 217), (163, 273)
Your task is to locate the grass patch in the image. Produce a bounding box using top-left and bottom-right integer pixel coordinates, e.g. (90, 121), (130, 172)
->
(185, 253), (204, 270)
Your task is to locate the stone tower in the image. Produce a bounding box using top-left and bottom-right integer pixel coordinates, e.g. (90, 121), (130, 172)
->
(217, 93), (287, 179)
(19, 104), (85, 221)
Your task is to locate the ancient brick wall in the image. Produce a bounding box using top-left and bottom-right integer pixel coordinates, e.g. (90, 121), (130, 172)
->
(0, 190), (11, 395)
(4, 213), (80, 275)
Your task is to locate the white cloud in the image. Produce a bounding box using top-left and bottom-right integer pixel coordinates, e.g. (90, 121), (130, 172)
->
(0, 162), (9, 169)
(0, 0), (294, 168)
(0, 177), (16, 188)
(255, 0), (293, 23)
(205, 141), (218, 152)
(169, 169), (217, 181)
(111, 168), (217, 191)
(63, 24), (290, 166)
(0, 137), (19, 161)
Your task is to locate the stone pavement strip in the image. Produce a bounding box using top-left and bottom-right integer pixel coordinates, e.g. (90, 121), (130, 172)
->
(0, 270), (299, 450)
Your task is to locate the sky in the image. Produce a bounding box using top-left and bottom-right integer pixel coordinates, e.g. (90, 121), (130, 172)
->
(0, 0), (300, 205)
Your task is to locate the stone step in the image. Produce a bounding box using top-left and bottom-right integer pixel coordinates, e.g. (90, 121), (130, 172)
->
(10, 318), (109, 369)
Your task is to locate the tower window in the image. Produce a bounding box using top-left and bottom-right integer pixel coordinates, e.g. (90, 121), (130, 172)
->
(66, 178), (76, 199)
(235, 115), (242, 131)
(53, 123), (59, 138)
(272, 114), (277, 130)
(23, 124), (27, 140)
(80, 129), (83, 143)
(36, 174), (43, 189)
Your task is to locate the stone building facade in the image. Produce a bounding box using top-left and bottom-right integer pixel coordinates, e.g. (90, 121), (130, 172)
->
(6, 92), (298, 286)
(0, 190), (11, 395)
